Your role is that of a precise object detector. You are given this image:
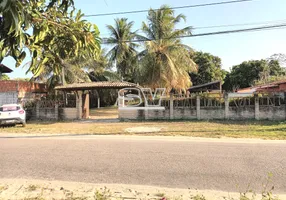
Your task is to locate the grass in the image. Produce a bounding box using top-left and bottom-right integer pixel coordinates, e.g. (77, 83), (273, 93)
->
(0, 119), (286, 140)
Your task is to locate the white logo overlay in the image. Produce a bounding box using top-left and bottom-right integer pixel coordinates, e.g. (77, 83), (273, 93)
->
(118, 88), (166, 110)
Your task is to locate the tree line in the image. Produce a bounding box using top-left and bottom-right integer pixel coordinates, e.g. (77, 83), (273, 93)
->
(1, 1), (285, 91)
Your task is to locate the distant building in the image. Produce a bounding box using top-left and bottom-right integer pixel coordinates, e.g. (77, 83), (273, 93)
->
(0, 64), (13, 79)
(0, 80), (47, 106)
(236, 79), (286, 94)
(188, 81), (222, 94)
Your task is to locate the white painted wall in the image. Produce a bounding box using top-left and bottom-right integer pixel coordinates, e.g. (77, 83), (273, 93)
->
(0, 92), (18, 106)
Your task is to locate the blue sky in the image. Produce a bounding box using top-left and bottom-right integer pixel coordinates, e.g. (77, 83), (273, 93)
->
(3, 0), (286, 78)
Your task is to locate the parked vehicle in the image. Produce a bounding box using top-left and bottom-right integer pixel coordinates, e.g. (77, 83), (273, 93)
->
(0, 104), (26, 127)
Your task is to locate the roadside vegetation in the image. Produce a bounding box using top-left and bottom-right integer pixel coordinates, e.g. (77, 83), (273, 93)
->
(0, 120), (286, 140)
(1, 1), (286, 91)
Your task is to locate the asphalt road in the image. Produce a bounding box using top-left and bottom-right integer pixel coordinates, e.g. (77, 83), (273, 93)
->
(0, 136), (286, 192)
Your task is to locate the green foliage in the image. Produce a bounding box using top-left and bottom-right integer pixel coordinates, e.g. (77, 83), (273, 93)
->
(0, 0), (100, 81)
(223, 60), (286, 91)
(105, 18), (138, 82)
(190, 51), (227, 85)
(137, 5), (196, 90)
(0, 74), (10, 80)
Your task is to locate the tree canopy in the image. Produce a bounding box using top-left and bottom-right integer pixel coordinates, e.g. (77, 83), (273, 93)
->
(0, 74), (9, 80)
(223, 59), (286, 91)
(0, 0), (100, 84)
(105, 18), (138, 82)
(190, 51), (227, 86)
(137, 5), (197, 90)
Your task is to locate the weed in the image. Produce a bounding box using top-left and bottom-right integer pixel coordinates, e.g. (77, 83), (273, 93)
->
(27, 185), (38, 192)
(190, 194), (207, 200)
(154, 192), (166, 197)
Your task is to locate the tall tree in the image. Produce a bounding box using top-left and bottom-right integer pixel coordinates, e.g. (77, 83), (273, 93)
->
(0, 0), (100, 83)
(223, 59), (286, 91)
(138, 5), (196, 90)
(105, 18), (138, 82)
(190, 51), (226, 85)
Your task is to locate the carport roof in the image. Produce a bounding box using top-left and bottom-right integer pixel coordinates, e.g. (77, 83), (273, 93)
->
(55, 81), (141, 91)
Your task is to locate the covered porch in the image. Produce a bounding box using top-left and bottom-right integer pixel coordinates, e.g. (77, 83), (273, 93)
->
(55, 81), (140, 120)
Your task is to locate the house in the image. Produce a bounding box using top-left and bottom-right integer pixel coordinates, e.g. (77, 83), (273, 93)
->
(236, 79), (286, 94)
(188, 80), (222, 94)
(0, 80), (47, 106)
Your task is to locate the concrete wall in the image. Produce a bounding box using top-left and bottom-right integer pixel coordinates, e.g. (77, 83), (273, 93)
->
(259, 106), (285, 120)
(60, 108), (77, 120)
(38, 108), (57, 120)
(229, 106), (255, 120)
(119, 96), (286, 121)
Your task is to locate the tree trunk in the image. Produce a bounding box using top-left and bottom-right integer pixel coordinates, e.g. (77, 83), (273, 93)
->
(62, 66), (66, 86)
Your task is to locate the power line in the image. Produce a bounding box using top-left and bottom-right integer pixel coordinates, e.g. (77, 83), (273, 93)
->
(101, 23), (286, 44)
(194, 19), (286, 30)
(84, 0), (254, 17)
(99, 19), (286, 37)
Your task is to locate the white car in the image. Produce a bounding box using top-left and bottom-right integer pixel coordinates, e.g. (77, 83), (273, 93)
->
(0, 104), (26, 127)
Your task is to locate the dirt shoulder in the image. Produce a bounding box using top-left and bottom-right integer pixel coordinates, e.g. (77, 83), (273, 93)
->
(1, 179), (285, 200)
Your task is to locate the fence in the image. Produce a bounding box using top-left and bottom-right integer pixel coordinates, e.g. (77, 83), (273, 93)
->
(24, 100), (77, 121)
(119, 93), (286, 121)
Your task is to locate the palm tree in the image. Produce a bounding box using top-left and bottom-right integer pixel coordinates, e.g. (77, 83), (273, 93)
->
(138, 5), (197, 91)
(105, 18), (138, 82)
(31, 49), (109, 89)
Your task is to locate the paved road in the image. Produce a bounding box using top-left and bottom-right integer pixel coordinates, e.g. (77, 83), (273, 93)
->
(0, 136), (286, 192)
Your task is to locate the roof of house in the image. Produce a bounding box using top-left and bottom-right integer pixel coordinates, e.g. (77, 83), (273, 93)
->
(55, 81), (141, 91)
(0, 64), (13, 73)
(237, 79), (286, 93)
(188, 81), (222, 92)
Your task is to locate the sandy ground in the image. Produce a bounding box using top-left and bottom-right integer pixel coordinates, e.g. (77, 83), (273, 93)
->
(0, 179), (285, 200)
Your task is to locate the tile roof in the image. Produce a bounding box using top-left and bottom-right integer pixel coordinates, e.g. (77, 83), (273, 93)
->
(55, 81), (141, 91)
(0, 64), (13, 73)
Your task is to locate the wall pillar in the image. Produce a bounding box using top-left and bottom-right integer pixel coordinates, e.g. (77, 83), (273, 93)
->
(76, 91), (83, 119)
(196, 96), (201, 120)
(97, 97), (100, 108)
(224, 93), (229, 120)
(285, 92), (286, 120)
(170, 94), (174, 119)
(36, 101), (40, 119)
(255, 94), (260, 120)
(55, 102), (59, 121)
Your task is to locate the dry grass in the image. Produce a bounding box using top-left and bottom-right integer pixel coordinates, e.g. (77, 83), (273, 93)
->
(0, 119), (286, 140)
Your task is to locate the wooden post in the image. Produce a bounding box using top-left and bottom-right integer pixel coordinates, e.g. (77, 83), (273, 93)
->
(76, 91), (83, 119)
(82, 92), (90, 119)
(196, 96), (200, 120)
(170, 93), (174, 119)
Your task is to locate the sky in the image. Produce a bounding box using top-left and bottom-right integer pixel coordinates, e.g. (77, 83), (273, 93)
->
(3, 0), (286, 79)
